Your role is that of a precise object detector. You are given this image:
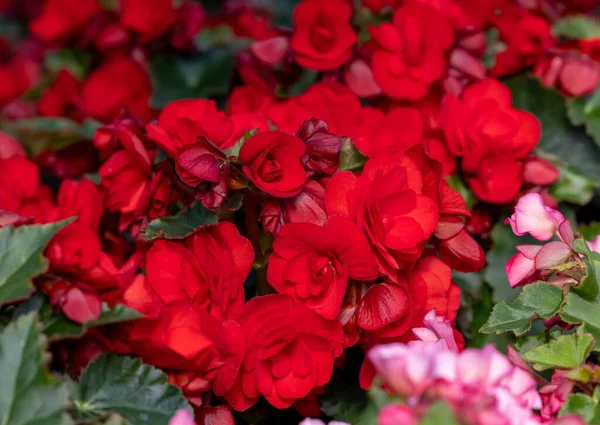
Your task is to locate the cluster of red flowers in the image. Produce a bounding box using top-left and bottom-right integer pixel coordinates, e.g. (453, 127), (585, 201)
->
(0, 0), (598, 423)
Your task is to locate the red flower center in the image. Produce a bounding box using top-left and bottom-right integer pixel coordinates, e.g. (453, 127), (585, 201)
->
(258, 158), (281, 181)
(310, 20), (335, 53)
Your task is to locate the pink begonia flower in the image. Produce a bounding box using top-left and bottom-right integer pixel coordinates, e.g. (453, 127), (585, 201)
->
(506, 193), (565, 241)
(412, 309), (459, 352)
(552, 416), (588, 425)
(588, 235), (600, 253)
(378, 404), (418, 425)
(298, 419), (350, 425)
(506, 245), (541, 287)
(169, 409), (195, 425)
(539, 373), (575, 421)
(368, 343), (542, 425)
(534, 241), (573, 270)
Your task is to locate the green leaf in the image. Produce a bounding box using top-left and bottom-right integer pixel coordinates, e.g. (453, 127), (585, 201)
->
(320, 375), (366, 423)
(523, 333), (594, 370)
(550, 164), (597, 205)
(480, 282), (563, 335)
(354, 385), (398, 425)
(149, 51), (236, 108)
(515, 333), (549, 354)
(567, 96), (587, 126)
(95, 414), (129, 425)
(46, 303), (142, 339)
(16, 293), (142, 340)
(144, 202), (218, 241)
(278, 69), (319, 98)
(2, 118), (102, 155)
(0, 313), (72, 425)
(45, 49), (91, 80)
(505, 75), (600, 181)
(564, 364), (600, 383)
(76, 354), (191, 425)
(194, 25), (237, 51)
(0, 219), (74, 306)
(419, 401), (459, 425)
(482, 27), (499, 69)
(483, 223), (536, 304)
(554, 16), (600, 39)
(560, 394), (596, 422)
(223, 129), (257, 157)
(338, 137), (368, 171)
(581, 222), (600, 240)
(560, 290), (600, 347)
(570, 256), (599, 301)
(446, 174), (476, 210)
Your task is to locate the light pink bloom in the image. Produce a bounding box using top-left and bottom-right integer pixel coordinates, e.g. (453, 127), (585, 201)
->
(535, 241), (573, 270)
(378, 404), (418, 425)
(169, 409), (195, 425)
(298, 419), (350, 425)
(540, 373), (574, 421)
(552, 416), (587, 425)
(506, 193), (565, 241)
(506, 245), (541, 287)
(412, 309), (459, 352)
(368, 343), (542, 425)
(368, 341), (441, 397)
(588, 235), (600, 253)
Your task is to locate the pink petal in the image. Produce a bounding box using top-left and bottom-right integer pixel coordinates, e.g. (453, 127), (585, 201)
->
(506, 252), (536, 287)
(535, 241), (573, 270)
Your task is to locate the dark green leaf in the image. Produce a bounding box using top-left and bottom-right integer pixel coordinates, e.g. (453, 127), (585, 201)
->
(46, 303), (142, 339)
(76, 354), (191, 425)
(554, 16), (600, 39)
(278, 69), (319, 98)
(581, 222), (600, 240)
(338, 137), (368, 172)
(0, 219), (74, 306)
(505, 75), (600, 181)
(149, 51), (236, 108)
(45, 49), (91, 80)
(567, 96), (587, 126)
(14, 292), (143, 340)
(446, 174), (476, 210)
(194, 25), (237, 51)
(480, 282), (563, 335)
(2, 118), (102, 155)
(0, 313), (72, 425)
(523, 333), (594, 370)
(321, 376), (366, 423)
(515, 334), (549, 354)
(355, 385), (398, 425)
(144, 202), (218, 241)
(483, 27), (499, 69)
(550, 164), (597, 205)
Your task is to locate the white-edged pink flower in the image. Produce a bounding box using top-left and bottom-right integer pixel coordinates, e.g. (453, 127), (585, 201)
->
(588, 235), (600, 253)
(506, 193), (565, 241)
(506, 245), (541, 287)
(368, 343), (542, 425)
(540, 373), (574, 421)
(298, 419), (350, 425)
(368, 341), (441, 397)
(169, 409), (195, 425)
(412, 309), (459, 352)
(378, 404), (418, 425)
